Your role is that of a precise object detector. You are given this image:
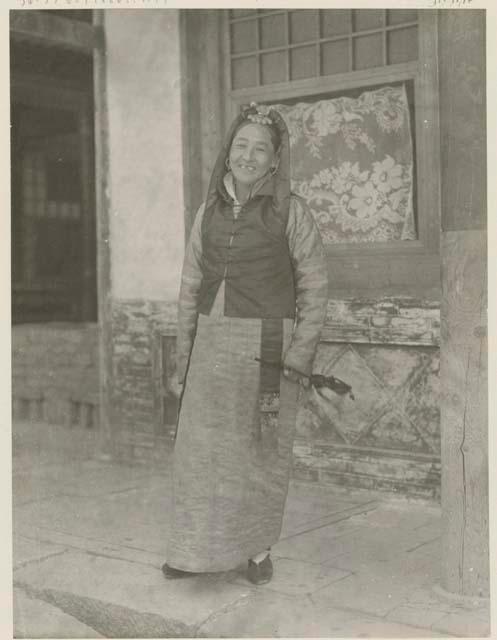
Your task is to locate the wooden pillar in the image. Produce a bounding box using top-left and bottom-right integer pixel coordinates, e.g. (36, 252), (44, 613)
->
(439, 10), (488, 597)
(93, 9), (115, 456)
(179, 10), (203, 240)
(180, 9), (225, 238)
(79, 107), (97, 322)
(198, 11), (226, 198)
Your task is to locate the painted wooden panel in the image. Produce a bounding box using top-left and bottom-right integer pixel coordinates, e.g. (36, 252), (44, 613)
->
(325, 252), (440, 300)
(322, 297), (439, 345)
(293, 440), (440, 499)
(297, 342), (439, 454)
(294, 336), (440, 497)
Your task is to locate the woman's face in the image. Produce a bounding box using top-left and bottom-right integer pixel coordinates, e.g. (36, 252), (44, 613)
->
(228, 123), (277, 188)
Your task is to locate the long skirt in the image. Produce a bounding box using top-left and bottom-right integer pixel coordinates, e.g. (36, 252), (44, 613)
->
(166, 295), (299, 572)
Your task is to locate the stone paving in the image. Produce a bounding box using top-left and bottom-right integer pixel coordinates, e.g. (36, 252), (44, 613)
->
(12, 421), (491, 638)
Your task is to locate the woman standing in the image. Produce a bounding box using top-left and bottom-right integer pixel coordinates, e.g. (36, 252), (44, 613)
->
(164, 103), (328, 585)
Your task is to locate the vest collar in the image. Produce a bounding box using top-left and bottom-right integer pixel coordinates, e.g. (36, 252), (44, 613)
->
(222, 171), (275, 205)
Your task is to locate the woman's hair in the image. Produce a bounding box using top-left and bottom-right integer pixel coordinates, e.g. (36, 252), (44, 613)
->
(231, 106), (282, 153)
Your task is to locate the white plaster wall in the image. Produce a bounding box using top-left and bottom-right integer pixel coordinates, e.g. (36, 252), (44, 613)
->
(104, 9), (184, 301)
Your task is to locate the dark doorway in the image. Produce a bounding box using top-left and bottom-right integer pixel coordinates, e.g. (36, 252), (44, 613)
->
(11, 36), (97, 323)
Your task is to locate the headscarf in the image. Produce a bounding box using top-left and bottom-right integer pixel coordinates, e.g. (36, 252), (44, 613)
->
(204, 103), (291, 220)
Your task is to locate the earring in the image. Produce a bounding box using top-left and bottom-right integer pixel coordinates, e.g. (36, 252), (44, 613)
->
(270, 156), (280, 176)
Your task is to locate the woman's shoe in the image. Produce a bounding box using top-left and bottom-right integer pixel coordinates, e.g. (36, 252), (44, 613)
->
(161, 563), (194, 579)
(247, 554), (273, 585)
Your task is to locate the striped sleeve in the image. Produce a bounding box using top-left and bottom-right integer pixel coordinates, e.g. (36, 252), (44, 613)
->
(284, 196), (329, 376)
(176, 203), (205, 382)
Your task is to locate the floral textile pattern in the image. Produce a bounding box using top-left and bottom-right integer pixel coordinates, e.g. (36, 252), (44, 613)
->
(274, 86), (416, 243)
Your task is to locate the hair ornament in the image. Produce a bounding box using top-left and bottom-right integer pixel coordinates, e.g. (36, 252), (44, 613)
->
(246, 101), (274, 126)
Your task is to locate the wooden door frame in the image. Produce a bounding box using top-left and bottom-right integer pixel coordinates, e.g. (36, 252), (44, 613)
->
(9, 10), (113, 450)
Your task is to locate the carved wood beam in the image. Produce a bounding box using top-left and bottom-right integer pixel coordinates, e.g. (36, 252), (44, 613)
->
(10, 11), (103, 52)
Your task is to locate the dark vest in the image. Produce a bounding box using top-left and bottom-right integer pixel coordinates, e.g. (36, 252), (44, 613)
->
(198, 195), (296, 318)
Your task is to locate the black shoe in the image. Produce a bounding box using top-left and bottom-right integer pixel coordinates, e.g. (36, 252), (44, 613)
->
(161, 562), (195, 579)
(247, 554), (273, 585)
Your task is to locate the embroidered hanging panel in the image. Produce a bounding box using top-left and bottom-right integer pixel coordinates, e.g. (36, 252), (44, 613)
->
(274, 85), (416, 244)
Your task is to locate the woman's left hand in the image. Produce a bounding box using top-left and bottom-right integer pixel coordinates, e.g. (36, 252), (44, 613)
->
(283, 367), (310, 388)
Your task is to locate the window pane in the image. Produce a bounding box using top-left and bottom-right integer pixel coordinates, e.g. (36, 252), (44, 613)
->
(290, 10), (319, 44)
(231, 56), (257, 89)
(354, 34), (383, 70)
(353, 10), (384, 32)
(22, 152), (45, 217)
(260, 14), (286, 49)
(36, 218), (81, 280)
(321, 39), (350, 76)
(261, 51), (286, 85)
(387, 10), (418, 26)
(47, 159), (80, 203)
(321, 10), (352, 37)
(231, 20), (257, 54)
(290, 45), (317, 80)
(388, 27), (418, 64)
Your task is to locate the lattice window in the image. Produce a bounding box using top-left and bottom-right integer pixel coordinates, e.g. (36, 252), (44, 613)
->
(229, 9), (419, 89)
(22, 145), (82, 224)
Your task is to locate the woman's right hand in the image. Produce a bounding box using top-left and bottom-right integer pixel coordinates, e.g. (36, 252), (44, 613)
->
(169, 373), (184, 398)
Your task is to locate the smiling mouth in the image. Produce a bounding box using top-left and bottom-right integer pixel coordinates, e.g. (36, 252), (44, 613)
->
(237, 164), (257, 172)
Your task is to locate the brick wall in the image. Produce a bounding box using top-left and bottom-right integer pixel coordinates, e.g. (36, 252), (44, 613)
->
(12, 323), (100, 428)
(110, 299), (177, 459)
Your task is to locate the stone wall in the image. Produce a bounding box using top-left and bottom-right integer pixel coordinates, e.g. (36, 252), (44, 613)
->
(12, 323), (100, 428)
(110, 298), (177, 456)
